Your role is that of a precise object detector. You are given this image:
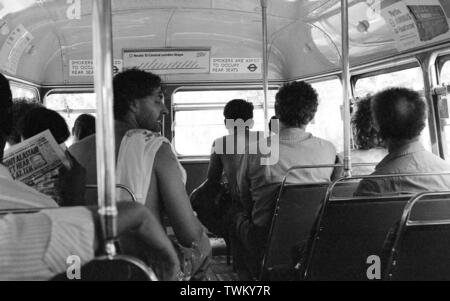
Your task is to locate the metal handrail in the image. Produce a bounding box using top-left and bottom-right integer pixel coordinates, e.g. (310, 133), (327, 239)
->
(0, 206), (57, 215)
(302, 171), (450, 279)
(86, 184), (138, 203)
(384, 190), (450, 280)
(91, 0), (156, 281)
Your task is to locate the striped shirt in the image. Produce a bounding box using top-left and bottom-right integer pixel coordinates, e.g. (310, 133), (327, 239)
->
(0, 165), (57, 209)
(0, 165), (95, 280)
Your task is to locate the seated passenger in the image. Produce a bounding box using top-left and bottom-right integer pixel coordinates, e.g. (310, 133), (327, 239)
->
(0, 73), (180, 281)
(19, 107), (82, 206)
(338, 96), (387, 175)
(69, 68), (211, 280)
(72, 114), (96, 143)
(6, 98), (42, 147)
(207, 99), (261, 203)
(232, 81), (337, 279)
(268, 115), (278, 134)
(354, 87), (450, 196)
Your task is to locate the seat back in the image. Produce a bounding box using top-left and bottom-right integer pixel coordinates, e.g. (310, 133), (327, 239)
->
(305, 195), (410, 280)
(260, 182), (329, 280)
(385, 192), (450, 281)
(259, 163), (361, 280)
(303, 171), (450, 281)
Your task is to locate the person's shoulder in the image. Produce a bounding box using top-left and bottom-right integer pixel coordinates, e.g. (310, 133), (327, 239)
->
(123, 129), (168, 144)
(213, 135), (227, 146)
(69, 134), (96, 155)
(310, 135), (337, 151)
(422, 150), (450, 168)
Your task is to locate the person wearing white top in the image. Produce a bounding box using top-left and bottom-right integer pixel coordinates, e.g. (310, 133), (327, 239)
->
(0, 73), (180, 281)
(69, 69), (211, 280)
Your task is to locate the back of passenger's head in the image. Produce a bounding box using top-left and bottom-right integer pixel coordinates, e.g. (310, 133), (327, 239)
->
(21, 107), (70, 144)
(7, 98), (43, 145)
(269, 115), (278, 132)
(113, 68), (162, 120)
(275, 81), (318, 127)
(351, 96), (382, 150)
(372, 87), (426, 140)
(72, 114), (96, 142)
(0, 73), (13, 138)
(223, 99), (254, 122)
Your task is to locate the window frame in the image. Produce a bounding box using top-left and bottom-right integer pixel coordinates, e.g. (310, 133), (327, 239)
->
(44, 88), (96, 115)
(435, 53), (450, 160)
(43, 89), (97, 143)
(352, 61), (422, 97)
(351, 60), (436, 153)
(171, 85), (279, 159)
(9, 80), (40, 102)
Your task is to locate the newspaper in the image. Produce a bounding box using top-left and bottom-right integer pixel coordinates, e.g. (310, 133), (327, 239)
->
(2, 130), (70, 198)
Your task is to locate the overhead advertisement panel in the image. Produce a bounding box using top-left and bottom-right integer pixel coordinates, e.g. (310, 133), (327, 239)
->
(0, 24), (33, 75)
(377, 0), (450, 51)
(123, 48), (210, 75)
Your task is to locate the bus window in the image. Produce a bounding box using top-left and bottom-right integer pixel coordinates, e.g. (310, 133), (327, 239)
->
(440, 61), (450, 85)
(309, 78), (343, 153)
(439, 60), (450, 160)
(354, 66), (431, 152)
(45, 92), (96, 146)
(172, 89), (276, 157)
(10, 82), (38, 100)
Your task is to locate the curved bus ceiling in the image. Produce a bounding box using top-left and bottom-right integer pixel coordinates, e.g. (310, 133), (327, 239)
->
(0, 0), (449, 85)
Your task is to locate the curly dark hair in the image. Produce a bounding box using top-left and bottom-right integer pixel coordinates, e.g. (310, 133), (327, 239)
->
(372, 87), (426, 140)
(21, 107), (70, 144)
(351, 96), (382, 150)
(113, 68), (162, 120)
(7, 98), (42, 145)
(223, 99), (254, 121)
(0, 73), (12, 138)
(275, 81), (318, 127)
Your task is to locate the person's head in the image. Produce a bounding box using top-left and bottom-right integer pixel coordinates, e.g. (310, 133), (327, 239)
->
(351, 96), (382, 150)
(268, 115), (278, 133)
(275, 81), (318, 128)
(0, 73), (12, 159)
(21, 107), (70, 144)
(7, 98), (43, 146)
(113, 68), (167, 132)
(371, 87), (426, 141)
(72, 114), (96, 142)
(223, 99), (254, 130)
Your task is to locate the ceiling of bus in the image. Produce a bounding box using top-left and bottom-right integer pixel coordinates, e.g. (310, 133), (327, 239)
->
(0, 0), (449, 85)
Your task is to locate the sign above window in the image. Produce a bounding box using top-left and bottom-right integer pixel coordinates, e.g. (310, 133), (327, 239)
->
(123, 48), (210, 75)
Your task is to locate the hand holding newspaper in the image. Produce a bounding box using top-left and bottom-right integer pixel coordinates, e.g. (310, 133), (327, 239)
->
(2, 130), (71, 203)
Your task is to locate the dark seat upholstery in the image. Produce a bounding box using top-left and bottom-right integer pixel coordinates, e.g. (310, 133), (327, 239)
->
(260, 183), (329, 280)
(389, 223), (450, 280)
(51, 255), (157, 281)
(304, 195), (411, 281)
(260, 181), (359, 280)
(386, 195), (450, 281)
